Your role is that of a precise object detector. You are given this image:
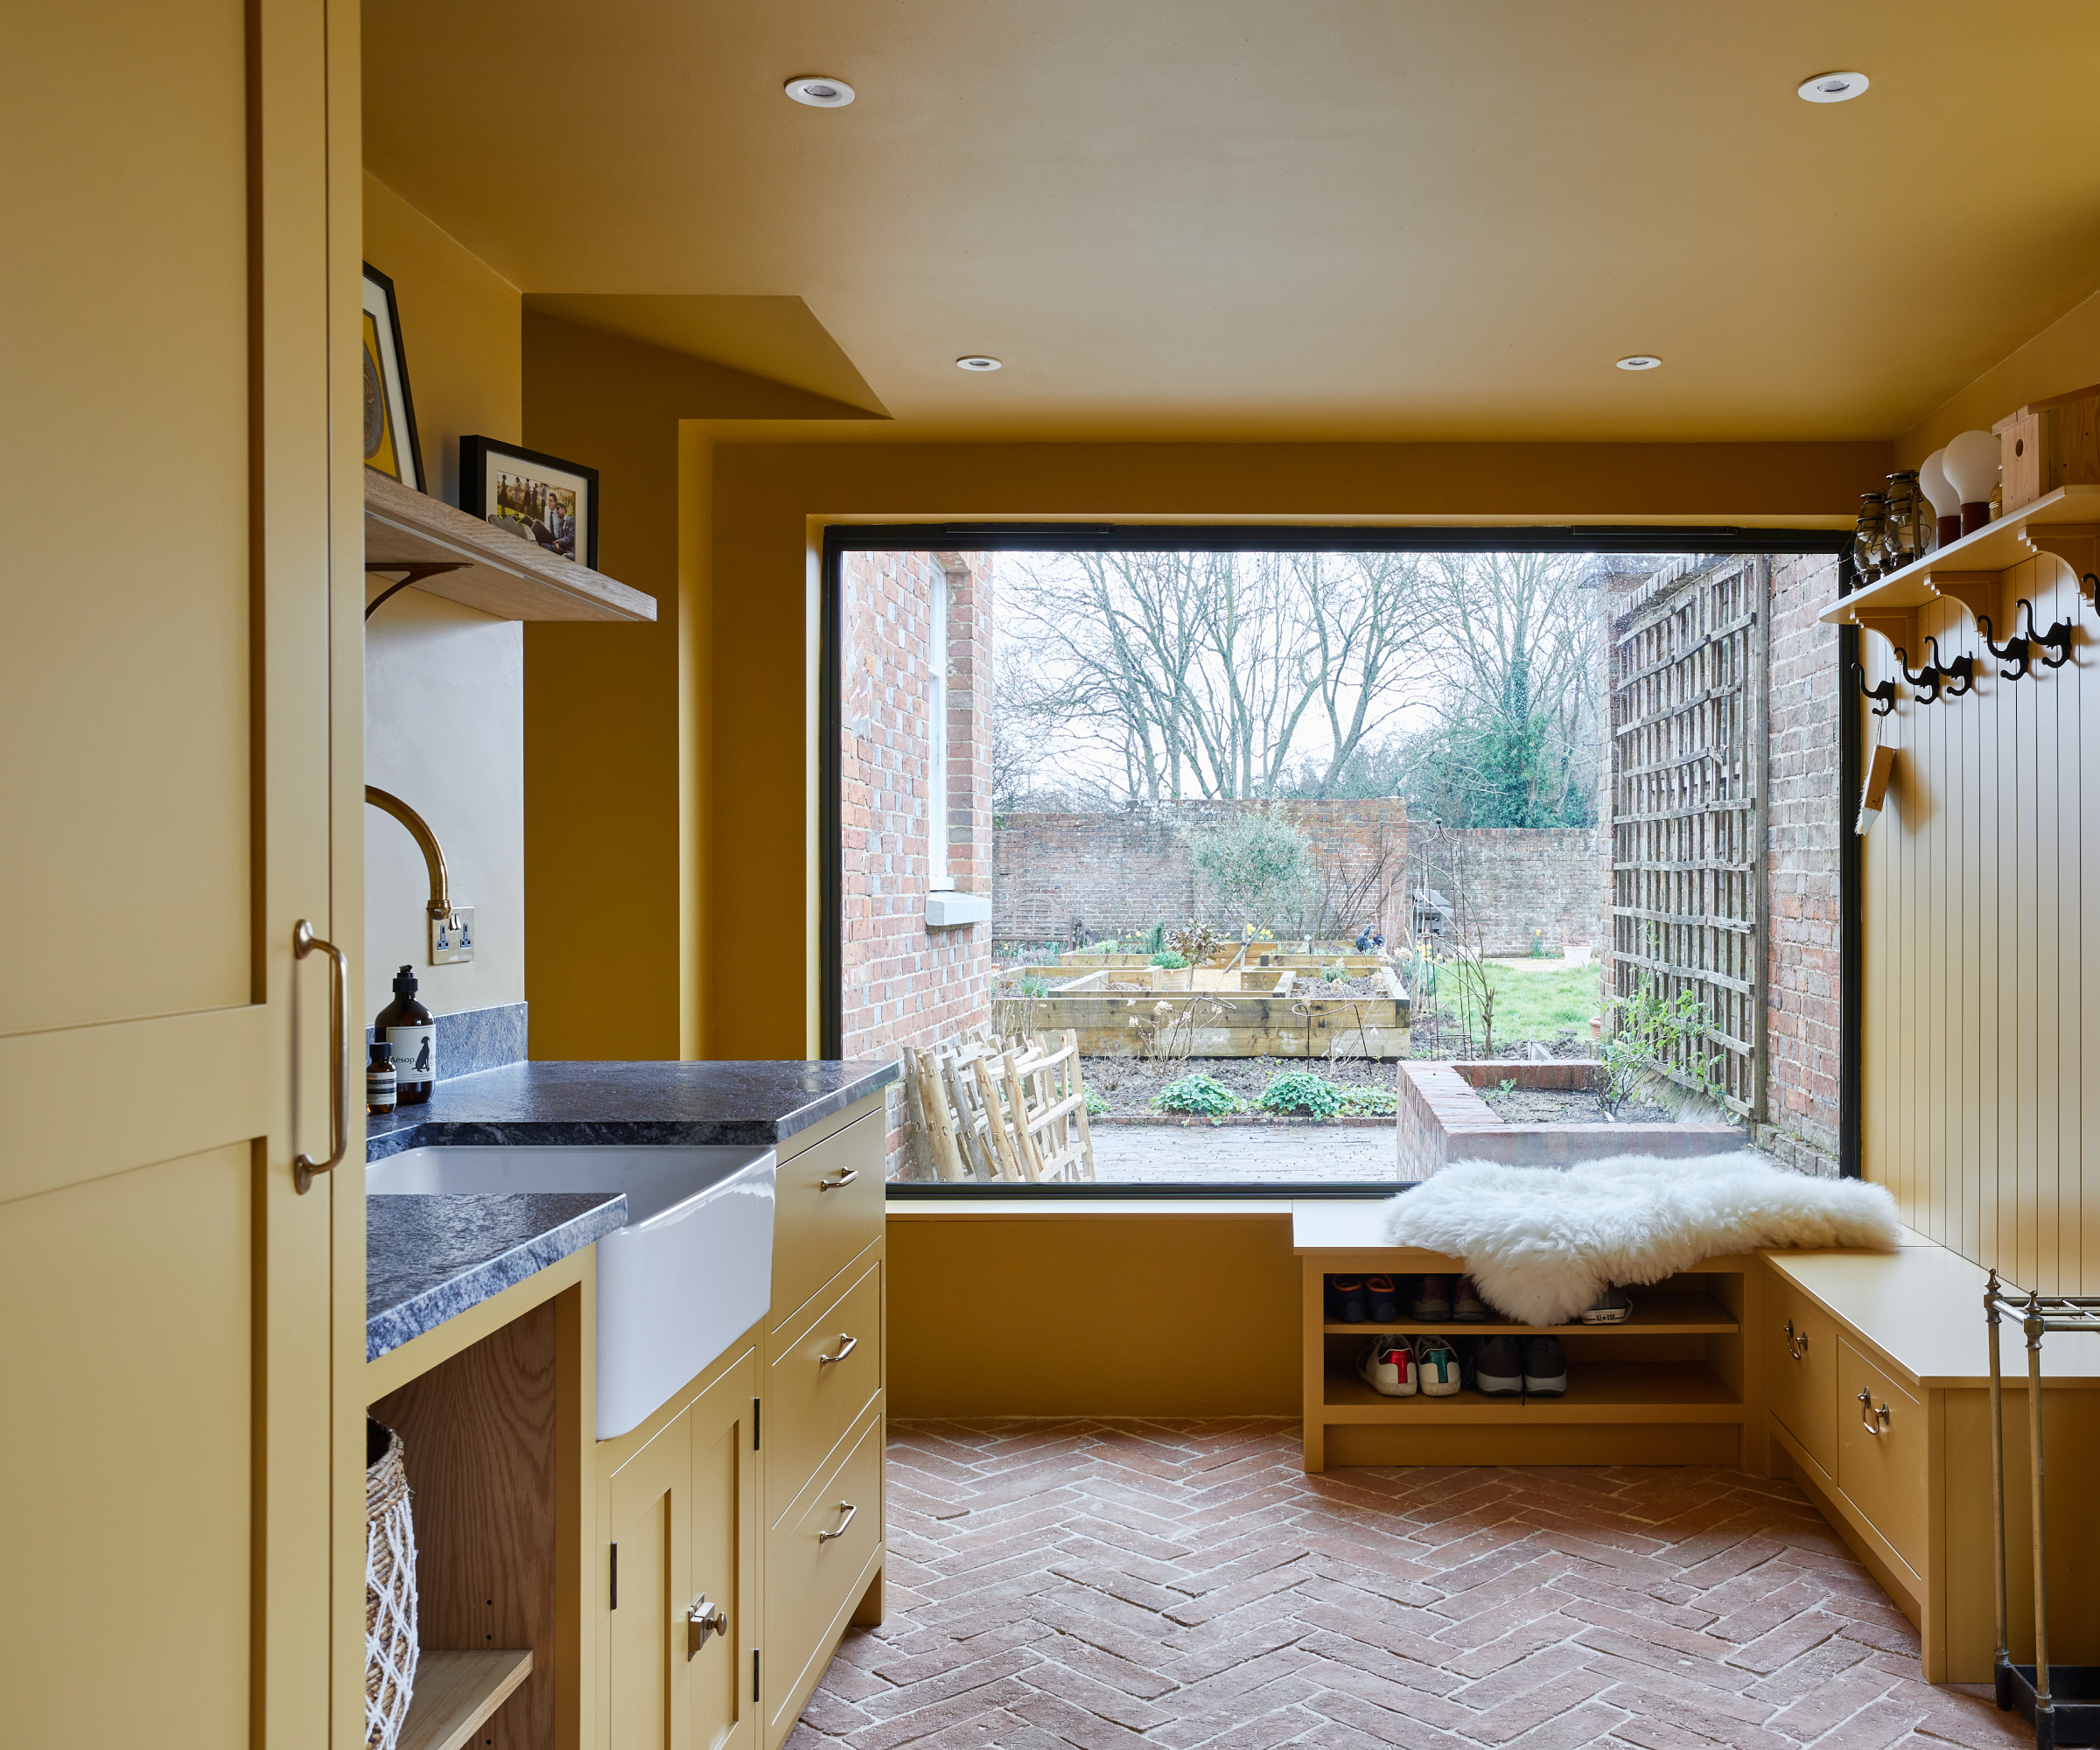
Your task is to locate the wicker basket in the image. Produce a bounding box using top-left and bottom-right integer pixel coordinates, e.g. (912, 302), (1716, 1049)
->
(365, 1420), (420, 1750)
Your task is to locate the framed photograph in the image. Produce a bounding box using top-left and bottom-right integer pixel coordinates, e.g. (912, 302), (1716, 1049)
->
(360, 264), (424, 491)
(458, 437), (598, 569)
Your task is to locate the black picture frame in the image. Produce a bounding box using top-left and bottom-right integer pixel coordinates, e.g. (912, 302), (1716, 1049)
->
(458, 437), (600, 570)
(360, 263), (425, 492)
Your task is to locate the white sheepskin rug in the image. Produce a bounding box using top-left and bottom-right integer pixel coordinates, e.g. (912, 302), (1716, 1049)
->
(1382, 1152), (1901, 1327)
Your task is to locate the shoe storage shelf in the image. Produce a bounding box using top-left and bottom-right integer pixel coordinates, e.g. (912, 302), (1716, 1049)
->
(1294, 1202), (1764, 1471)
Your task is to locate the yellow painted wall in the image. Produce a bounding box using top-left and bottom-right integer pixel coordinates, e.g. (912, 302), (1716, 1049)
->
(360, 174), (528, 1025)
(886, 1210), (1302, 1415)
(703, 437), (1892, 1059)
(1900, 280), (2100, 466)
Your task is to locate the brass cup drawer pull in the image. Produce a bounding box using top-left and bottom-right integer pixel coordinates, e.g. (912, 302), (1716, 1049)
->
(1858, 1388), (1892, 1435)
(818, 1166), (859, 1193)
(818, 1334), (858, 1367)
(1783, 1319), (1810, 1361)
(817, 1502), (858, 1544)
(686, 1593), (728, 1659)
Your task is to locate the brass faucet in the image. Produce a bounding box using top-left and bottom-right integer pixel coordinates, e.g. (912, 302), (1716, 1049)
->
(365, 786), (452, 920)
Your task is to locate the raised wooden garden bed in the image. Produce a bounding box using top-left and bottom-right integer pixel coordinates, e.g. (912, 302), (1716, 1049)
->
(1396, 1059), (1744, 1179)
(1003, 966), (1412, 1059)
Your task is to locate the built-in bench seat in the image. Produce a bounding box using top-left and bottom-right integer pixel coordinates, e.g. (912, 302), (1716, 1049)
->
(1293, 1199), (2100, 1684)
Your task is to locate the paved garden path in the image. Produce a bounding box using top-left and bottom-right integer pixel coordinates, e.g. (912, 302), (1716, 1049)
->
(1088, 1124), (1408, 1185)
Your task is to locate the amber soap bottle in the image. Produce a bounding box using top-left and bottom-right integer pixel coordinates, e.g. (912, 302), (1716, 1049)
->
(374, 964), (436, 1105)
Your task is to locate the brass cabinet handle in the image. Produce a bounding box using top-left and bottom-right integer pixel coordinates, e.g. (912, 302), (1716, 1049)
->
(686, 1593), (728, 1658)
(1783, 1320), (1810, 1362)
(1858, 1388), (1891, 1435)
(817, 1502), (858, 1543)
(819, 1167), (859, 1193)
(818, 1334), (858, 1367)
(293, 920), (349, 1194)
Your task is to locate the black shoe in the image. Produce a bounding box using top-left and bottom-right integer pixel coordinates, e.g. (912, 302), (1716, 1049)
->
(1523, 1336), (1568, 1396)
(1365, 1274), (1401, 1323)
(1326, 1275), (1368, 1323)
(1474, 1335), (1523, 1396)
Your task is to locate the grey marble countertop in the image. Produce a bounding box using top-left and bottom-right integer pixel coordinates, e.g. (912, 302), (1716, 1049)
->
(366, 1058), (899, 1162)
(368, 1191), (626, 1362)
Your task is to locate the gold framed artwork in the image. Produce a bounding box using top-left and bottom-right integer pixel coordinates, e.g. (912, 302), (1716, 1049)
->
(361, 264), (424, 491)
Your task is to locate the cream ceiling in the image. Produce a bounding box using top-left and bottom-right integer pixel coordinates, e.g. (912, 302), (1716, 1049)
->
(364, 2), (2100, 443)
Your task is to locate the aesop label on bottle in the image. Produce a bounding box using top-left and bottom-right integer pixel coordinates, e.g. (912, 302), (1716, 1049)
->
(386, 1026), (437, 1083)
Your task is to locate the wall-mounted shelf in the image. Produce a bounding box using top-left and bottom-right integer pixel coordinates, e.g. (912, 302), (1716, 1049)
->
(365, 468), (655, 623)
(397, 1648), (533, 1750)
(1817, 485), (2100, 651)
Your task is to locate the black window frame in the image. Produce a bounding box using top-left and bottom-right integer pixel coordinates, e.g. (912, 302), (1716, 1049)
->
(821, 521), (1854, 1199)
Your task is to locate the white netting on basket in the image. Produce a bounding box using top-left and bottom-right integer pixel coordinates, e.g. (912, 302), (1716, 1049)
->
(365, 1425), (420, 1750)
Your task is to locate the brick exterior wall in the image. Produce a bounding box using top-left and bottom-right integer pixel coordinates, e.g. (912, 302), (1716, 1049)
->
(1596, 553), (1842, 1176)
(839, 550), (996, 1178)
(1406, 824), (1605, 958)
(991, 799), (1409, 945)
(1757, 550), (1843, 1174)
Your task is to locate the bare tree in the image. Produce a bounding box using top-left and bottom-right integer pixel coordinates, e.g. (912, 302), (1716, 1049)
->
(1001, 550), (1428, 804)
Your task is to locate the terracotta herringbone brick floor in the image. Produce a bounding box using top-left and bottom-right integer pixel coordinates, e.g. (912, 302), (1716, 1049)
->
(789, 1421), (2026, 1750)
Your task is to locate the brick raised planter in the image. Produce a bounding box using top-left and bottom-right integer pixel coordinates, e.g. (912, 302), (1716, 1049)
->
(1396, 1059), (1744, 1179)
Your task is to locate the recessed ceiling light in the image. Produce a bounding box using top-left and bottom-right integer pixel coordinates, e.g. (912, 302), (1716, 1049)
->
(1797, 71), (1869, 103)
(956, 356), (1002, 372)
(1616, 355), (1662, 372)
(785, 75), (854, 108)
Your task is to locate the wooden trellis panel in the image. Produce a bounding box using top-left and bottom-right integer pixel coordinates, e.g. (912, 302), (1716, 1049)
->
(1609, 556), (1768, 1119)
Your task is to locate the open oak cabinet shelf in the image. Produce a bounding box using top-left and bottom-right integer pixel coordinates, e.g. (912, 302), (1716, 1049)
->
(365, 467), (656, 623)
(396, 1648), (534, 1750)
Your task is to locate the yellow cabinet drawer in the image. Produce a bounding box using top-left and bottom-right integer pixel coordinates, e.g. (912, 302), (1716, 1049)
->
(1768, 1271), (1838, 1479)
(766, 1406), (883, 1743)
(1837, 1336), (1926, 1575)
(767, 1261), (882, 1523)
(773, 1112), (883, 1326)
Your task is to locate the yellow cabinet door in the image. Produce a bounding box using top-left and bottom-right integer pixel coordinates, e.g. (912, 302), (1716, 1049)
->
(0, 4), (356, 1748)
(610, 1410), (694, 1750)
(688, 1356), (760, 1750)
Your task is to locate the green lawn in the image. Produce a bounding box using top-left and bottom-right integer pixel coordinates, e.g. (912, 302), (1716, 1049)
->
(1428, 962), (1602, 1044)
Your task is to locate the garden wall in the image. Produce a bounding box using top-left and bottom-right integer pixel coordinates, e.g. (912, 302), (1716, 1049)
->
(839, 550), (997, 1176)
(991, 798), (1408, 943)
(1405, 823), (1603, 957)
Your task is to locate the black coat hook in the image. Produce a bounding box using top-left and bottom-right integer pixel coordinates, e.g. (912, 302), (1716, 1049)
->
(1977, 609), (2031, 681)
(1851, 660), (1896, 718)
(1925, 636), (1974, 698)
(1899, 644), (1942, 705)
(2020, 598), (2075, 670)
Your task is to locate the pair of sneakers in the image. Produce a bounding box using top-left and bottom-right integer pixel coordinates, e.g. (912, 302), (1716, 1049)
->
(1356, 1334), (1463, 1397)
(1411, 1275), (1488, 1322)
(1325, 1273), (1402, 1324)
(1474, 1334), (1567, 1396)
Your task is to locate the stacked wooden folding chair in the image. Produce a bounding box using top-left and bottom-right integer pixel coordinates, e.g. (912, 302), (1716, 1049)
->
(905, 1028), (1097, 1183)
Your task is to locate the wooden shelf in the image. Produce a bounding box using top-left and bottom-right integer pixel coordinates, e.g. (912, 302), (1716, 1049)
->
(1319, 1291), (1738, 1336)
(1817, 484), (2100, 633)
(1320, 1358), (1743, 1424)
(365, 469), (655, 623)
(398, 1648), (534, 1750)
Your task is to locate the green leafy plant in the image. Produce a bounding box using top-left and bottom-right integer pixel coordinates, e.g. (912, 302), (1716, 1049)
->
(1320, 960), (1348, 984)
(1335, 1083), (1399, 1116)
(1083, 1084), (1110, 1117)
(1256, 1071), (1344, 1119)
(1144, 921), (1168, 955)
(1018, 976), (1049, 998)
(1530, 930), (1546, 959)
(1152, 1073), (1245, 1117)
(1181, 813), (1317, 936)
(1150, 950), (1189, 969)
(1600, 982), (1720, 1117)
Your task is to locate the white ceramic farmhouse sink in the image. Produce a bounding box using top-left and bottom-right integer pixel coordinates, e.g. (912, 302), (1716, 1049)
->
(367, 1144), (776, 1438)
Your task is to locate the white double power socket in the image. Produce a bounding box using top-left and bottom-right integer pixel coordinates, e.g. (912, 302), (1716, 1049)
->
(431, 906), (476, 965)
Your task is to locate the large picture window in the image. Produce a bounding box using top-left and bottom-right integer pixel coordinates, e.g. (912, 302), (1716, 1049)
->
(824, 527), (1846, 1194)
